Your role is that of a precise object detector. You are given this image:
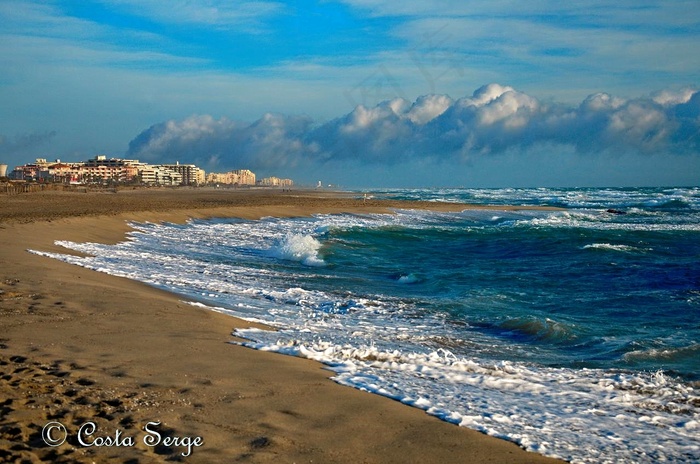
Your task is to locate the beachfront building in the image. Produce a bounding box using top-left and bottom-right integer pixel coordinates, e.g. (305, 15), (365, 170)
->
(138, 165), (182, 186)
(161, 162), (205, 186)
(11, 156), (140, 184)
(10, 159), (45, 181)
(11, 159), (75, 183)
(206, 169), (256, 186)
(81, 155), (141, 184)
(206, 172), (230, 185)
(234, 169), (256, 185)
(10, 156), (206, 187)
(258, 176), (294, 187)
(42, 162), (84, 184)
(9, 158), (62, 181)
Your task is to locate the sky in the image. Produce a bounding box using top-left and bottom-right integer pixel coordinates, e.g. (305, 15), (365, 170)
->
(1, 0), (699, 187)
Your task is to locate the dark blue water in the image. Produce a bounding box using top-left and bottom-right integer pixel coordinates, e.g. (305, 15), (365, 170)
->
(319, 204), (700, 379)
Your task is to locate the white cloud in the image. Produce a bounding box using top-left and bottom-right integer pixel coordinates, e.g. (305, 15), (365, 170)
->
(652, 88), (696, 106)
(338, 0), (697, 26)
(128, 84), (700, 173)
(99, 0), (285, 30)
(0, 0), (205, 70)
(355, 2), (700, 102)
(128, 113), (315, 168)
(407, 94), (453, 124)
(336, 0), (573, 17)
(1, 33), (205, 68)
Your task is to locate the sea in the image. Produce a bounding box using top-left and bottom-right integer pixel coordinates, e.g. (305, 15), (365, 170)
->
(32, 187), (700, 463)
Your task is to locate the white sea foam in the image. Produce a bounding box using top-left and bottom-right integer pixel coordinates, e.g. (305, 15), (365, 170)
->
(233, 326), (700, 464)
(516, 210), (700, 232)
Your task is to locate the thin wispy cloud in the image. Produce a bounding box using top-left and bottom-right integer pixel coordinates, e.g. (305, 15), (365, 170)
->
(99, 0), (285, 30)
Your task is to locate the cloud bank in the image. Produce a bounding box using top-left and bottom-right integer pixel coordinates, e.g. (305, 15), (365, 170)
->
(128, 84), (700, 172)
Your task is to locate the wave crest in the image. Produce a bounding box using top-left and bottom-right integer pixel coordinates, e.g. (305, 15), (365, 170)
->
(270, 233), (325, 266)
(582, 243), (648, 253)
(624, 343), (700, 363)
(499, 317), (578, 343)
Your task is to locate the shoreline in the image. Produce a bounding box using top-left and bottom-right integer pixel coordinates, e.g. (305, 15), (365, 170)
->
(1, 189), (564, 463)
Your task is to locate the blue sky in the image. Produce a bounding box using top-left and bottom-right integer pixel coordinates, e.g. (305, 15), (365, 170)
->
(1, 0), (699, 187)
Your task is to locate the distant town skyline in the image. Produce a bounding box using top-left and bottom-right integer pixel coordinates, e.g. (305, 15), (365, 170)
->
(1, 1), (699, 187)
(8, 155), (293, 187)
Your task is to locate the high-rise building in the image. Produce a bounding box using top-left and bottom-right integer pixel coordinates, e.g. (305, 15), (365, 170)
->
(259, 176), (294, 187)
(161, 162), (205, 186)
(232, 169), (256, 185)
(206, 169), (256, 186)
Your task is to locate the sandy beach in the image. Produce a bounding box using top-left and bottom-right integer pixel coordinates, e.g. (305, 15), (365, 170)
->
(0, 188), (564, 463)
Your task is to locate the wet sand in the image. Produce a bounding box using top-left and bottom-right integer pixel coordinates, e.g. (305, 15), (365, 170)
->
(0, 188), (564, 463)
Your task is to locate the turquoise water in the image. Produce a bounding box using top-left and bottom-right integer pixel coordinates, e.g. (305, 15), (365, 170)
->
(34, 187), (700, 463)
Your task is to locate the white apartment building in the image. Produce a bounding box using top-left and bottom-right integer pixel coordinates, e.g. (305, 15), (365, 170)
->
(206, 169), (256, 186)
(259, 176), (294, 187)
(161, 162), (205, 186)
(139, 165), (183, 186)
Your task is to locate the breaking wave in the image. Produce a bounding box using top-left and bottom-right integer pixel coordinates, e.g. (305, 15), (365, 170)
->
(269, 233), (325, 266)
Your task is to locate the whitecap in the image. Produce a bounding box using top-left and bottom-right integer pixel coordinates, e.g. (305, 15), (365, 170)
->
(582, 243), (647, 253)
(397, 273), (420, 284)
(269, 233), (325, 266)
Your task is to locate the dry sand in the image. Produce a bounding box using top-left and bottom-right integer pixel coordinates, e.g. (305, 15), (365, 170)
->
(0, 188), (564, 463)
